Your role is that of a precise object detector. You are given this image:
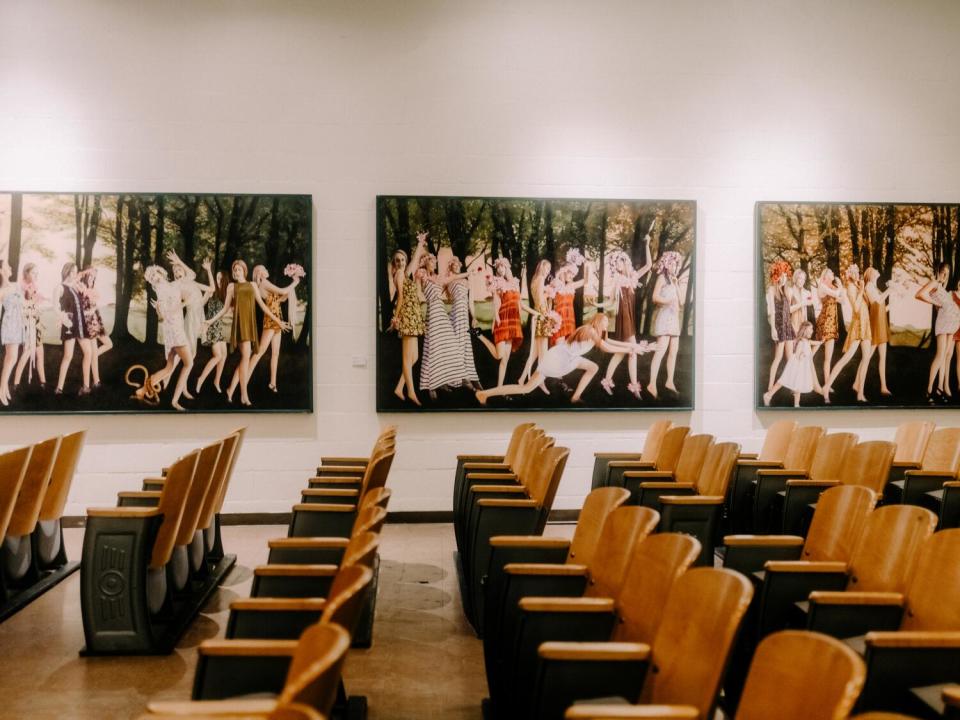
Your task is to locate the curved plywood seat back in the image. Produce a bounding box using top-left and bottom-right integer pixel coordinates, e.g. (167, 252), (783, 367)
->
(612, 533), (701, 645)
(352, 505), (388, 536)
(197, 433), (240, 533)
(534, 446), (569, 512)
(149, 451), (200, 570)
(847, 505), (937, 594)
(588, 506), (660, 600)
(803, 486), (877, 562)
(214, 427), (247, 514)
(695, 442), (741, 497)
(809, 432), (858, 481)
(281, 622), (352, 716)
(174, 441), (223, 547)
(361, 449), (395, 495)
(641, 568), (754, 716)
(893, 420), (935, 465)
(359, 487), (391, 511)
(567, 487), (631, 566)
(504, 423), (537, 467)
(640, 420), (673, 463)
(840, 441), (896, 494)
(519, 438), (557, 501)
(341, 531), (380, 570)
(38, 430), (85, 523)
(673, 434), (714, 485)
(517, 431), (552, 485)
(654, 426), (690, 472)
(7, 436), (61, 538)
(782, 426), (824, 471)
(919, 427), (960, 473)
(737, 630), (865, 720)
(757, 420), (798, 463)
(0, 447), (33, 541)
(321, 565), (374, 638)
(902, 529), (960, 631)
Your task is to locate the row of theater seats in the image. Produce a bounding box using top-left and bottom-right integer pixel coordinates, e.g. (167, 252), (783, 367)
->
(137, 426), (397, 720)
(80, 427), (246, 654)
(0, 430), (85, 619)
(460, 422), (960, 719)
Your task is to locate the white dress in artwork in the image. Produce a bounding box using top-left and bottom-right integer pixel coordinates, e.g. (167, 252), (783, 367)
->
(156, 282), (188, 357)
(537, 338), (594, 379)
(778, 339), (816, 393)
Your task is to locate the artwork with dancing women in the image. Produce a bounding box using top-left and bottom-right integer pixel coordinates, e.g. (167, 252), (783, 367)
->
(757, 201), (960, 409)
(0, 192), (311, 413)
(377, 196), (696, 411)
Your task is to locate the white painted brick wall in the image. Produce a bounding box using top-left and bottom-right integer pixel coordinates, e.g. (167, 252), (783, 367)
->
(0, 0), (958, 514)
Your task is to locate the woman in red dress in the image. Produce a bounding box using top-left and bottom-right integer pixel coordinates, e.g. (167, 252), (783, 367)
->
(549, 262), (585, 346)
(477, 258), (540, 388)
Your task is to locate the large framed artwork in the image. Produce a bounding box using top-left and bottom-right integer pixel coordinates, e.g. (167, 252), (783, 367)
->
(376, 196), (696, 412)
(0, 192), (312, 414)
(756, 201), (960, 409)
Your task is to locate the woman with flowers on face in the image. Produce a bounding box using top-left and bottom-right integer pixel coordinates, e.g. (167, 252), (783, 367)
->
(601, 237), (652, 399)
(824, 264), (873, 403)
(765, 260), (795, 394)
(648, 250), (685, 399)
(549, 249), (588, 346)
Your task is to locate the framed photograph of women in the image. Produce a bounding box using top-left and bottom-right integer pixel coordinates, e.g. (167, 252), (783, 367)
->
(376, 195), (696, 412)
(756, 201), (960, 409)
(0, 192), (312, 414)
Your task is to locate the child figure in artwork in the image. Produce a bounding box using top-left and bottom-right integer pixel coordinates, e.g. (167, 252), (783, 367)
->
(763, 321), (822, 407)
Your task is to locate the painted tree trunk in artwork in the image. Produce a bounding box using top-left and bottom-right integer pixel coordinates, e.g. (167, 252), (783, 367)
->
(81, 195), (102, 270)
(141, 200), (159, 346)
(113, 195), (125, 301)
(8, 193), (22, 278)
(112, 197), (138, 342)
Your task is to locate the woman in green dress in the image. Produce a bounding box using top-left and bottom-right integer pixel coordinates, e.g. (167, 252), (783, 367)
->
(203, 259), (290, 406)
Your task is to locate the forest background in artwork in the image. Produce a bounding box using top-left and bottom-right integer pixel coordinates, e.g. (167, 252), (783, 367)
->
(377, 196), (696, 411)
(0, 192), (312, 413)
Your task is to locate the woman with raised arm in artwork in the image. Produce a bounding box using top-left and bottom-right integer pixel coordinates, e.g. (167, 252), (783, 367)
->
(476, 313), (652, 405)
(517, 259), (553, 388)
(549, 250), (587, 346)
(916, 262), (960, 403)
(601, 238), (653, 399)
(234, 262), (303, 395)
(814, 267), (843, 392)
(54, 263), (93, 397)
(0, 260), (24, 406)
(166, 250), (213, 363)
(13, 263), (47, 391)
(417, 250), (469, 399)
(77, 267), (112, 390)
(863, 267), (892, 397)
(647, 251), (685, 399)
(764, 260), (795, 394)
(389, 234), (427, 406)
(204, 259), (290, 407)
(823, 264), (873, 403)
(444, 256), (481, 390)
(195, 263), (229, 394)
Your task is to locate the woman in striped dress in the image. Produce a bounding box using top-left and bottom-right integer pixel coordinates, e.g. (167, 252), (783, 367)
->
(418, 253), (467, 399)
(445, 257), (481, 390)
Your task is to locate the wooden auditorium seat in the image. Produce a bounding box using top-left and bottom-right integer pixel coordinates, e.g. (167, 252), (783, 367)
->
(591, 419), (674, 489)
(886, 427), (960, 506)
(602, 425), (690, 493)
(0, 445), (33, 613)
(620, 433), (713, 504)
(33, 429), (85, 573)
(142, 702), (324, 720)
(316, 425), (396, 472)
(887, 421), (936, 485)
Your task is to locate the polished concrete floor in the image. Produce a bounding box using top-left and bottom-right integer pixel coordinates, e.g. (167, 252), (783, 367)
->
(0, 522), (538, 720)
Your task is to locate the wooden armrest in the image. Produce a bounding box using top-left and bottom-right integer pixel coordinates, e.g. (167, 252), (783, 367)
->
(623, 471), (674, 480)
(598, 452), (645, 459)
(639, 482), (695, 490)
(737, 460), (782, 468)
(308, 476), (362, 485)
(539, 641), (651, 662)
(198, 639), (299, 657)
(519, 597), (615, 613)
(944, 481), (960, 488)
(87, 507), (162, 518)
(944, 685), (960, 706)
(463, 461), (510, 470)
(723, 535), (805, 547)
(659, 495), (724, 505)
(117, 491), (162, 499)
(808, 591), (904, 606)
(230, 597), (328, 611)
(566, 705), (699, 719)
(891, 460), (922, 469)
(301, 488), (359, 497)
(904, 469), (958, 478)
(490, 536), (571, 549)
(457, 454), (504, 462)
(505, 563), (588, 577)
(292, 503), (356, 513)
(146, 699), (279, 715)
(477, 498), (537, 508)
(466, 472), (518, 481)
(738, 452), (759, 460)
(764, 561), (847, 573)
(785, 479), (838, 488)
(268, 537), (349, 549)
(470, 485), (527, 494)
(322, 456), (369, 464)
(866, 631), (960, 648)
(608, 460), (655, 469)
(253, 564), (338, 577)
(756, 468), (809, 478)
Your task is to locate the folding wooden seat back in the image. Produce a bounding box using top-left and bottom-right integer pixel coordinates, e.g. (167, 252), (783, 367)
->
(340, 530), (380, 570)
(736, 630), (865, 720)
(653, 426), (690, 472)
(505, 422), (537, 467)
(37, 429), (85, 524)
(515, 430), (553, 486)
(321, 565), (375, 638)
(755, 420), (797, 463)
(838, 441), (896, 494)
(352, 505), (388, 536)
(587, 506), (660, 599)
(6, 436), (60, 539)
(802, 485), (877, 562)
(845, 505), (937, 594)
(673, 434), (714, 485)
(916, 427), (960, 473)
(809, 432), (858, 481)
(527, 446), (569, 513)
(640, 420), (673, 463)
(612, 533), (701, 644)
(893, 421), (935, 465)
(195, 433), (240, 534)
(280, 622), (351, 716)
(213, 426), (247, 514)
(359, 487), (391, 511)
(781, 426), (824, 472)
(901, 529), (960, 631)
(0, 447), (32, 542)
(174, 440), (223, 547)
(359, 446), (396, 496)
(564, 487), (631, 567)
(693, 442), (741, 498)
(149, 451), (200, 570)
(639, 567), (754, 716)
